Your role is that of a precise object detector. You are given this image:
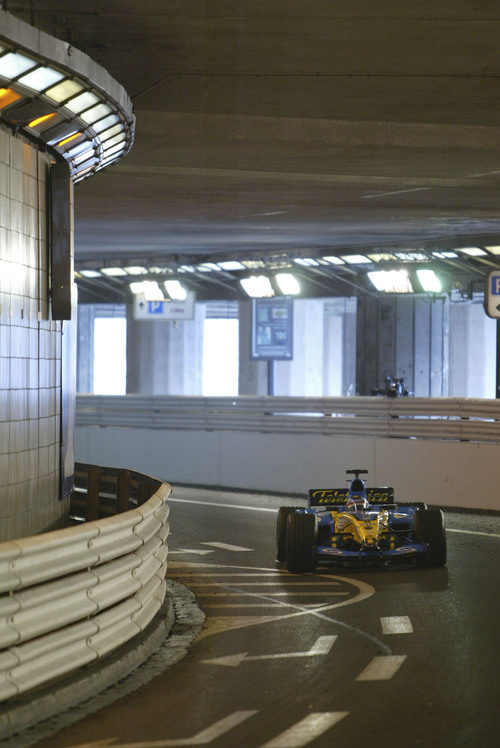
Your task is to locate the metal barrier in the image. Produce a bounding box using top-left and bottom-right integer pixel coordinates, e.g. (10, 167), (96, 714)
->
(0, 464), (171, 701)
(76, 395), (500, 443)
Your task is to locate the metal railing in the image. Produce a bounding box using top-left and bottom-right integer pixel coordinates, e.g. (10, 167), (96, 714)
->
(76, 395), (500, 444)
(0, 464), (171, 701)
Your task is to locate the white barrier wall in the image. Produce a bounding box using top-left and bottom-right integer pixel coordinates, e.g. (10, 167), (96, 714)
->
(0, 480), (171, 702)
(76, 425), (499, 512)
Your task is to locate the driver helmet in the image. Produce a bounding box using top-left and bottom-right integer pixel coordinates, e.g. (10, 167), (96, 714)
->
(347, 477), (369, 512)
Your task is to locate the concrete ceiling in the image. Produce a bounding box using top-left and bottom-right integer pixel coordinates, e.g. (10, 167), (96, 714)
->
(9, 1), (500, 298)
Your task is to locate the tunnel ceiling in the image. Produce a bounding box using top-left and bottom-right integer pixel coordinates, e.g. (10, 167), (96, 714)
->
(8, 1), (500, 301)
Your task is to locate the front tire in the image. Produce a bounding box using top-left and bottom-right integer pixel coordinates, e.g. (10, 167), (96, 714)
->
(415, 508), (446, 567)
(286, 512), (318, 573)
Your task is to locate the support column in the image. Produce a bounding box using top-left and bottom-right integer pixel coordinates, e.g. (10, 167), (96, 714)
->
(238, 300), (267, 395)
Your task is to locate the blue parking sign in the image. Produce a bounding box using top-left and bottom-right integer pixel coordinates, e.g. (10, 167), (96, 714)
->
(491, 275), (500, 295)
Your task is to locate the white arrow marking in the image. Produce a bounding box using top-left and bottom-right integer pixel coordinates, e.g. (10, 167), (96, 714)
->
(356, 655), (407, 680)
(201, 542), (253, 552)
(201, 635), (337, 667)
(169, 549), (214, 556)
(261, 712), (349, 747)
(380, 616), (413, 634)
(71, 711), (257, 747)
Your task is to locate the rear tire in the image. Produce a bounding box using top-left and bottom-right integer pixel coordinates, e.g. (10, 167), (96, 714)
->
(415, 508), (446, 567)
(276, 507), (294, 562)
(286, 512), (318, 573)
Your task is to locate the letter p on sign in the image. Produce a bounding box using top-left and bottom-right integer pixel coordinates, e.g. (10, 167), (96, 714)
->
(485, 271), (500, 318)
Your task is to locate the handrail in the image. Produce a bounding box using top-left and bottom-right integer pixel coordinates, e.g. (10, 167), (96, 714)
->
(75, 395), (500, 444)
(0, 465), (171, 701)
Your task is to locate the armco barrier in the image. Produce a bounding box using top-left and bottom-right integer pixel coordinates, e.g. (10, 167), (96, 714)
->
(0, 464), (171, 702)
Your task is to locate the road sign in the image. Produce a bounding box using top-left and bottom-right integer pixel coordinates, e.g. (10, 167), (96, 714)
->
(484, 270), (500, 319)
(251, 298), (293, 360)
(133, 292), (195, 320)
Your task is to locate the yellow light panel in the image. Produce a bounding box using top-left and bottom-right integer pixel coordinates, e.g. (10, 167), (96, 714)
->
(28, 112), (56, 129)
(57, 132), (82, 147)
(0, 87), (21, 109)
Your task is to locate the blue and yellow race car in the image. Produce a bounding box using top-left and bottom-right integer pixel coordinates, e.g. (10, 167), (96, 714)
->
(276, 469), (446, 572)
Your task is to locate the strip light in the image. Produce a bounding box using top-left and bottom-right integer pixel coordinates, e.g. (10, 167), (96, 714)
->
(368, 270), (413, 293)
(240, 276), (275, 298)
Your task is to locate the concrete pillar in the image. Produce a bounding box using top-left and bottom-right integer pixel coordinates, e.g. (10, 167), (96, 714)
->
(448, 299), (496, 397)
(76, 304), (95, 393)
(238, 300), (268, 395)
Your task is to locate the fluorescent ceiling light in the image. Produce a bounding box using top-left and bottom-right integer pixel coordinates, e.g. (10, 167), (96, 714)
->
(275, 273), (300, 295)
(124, 266), (148, 275)
(242, 260), (266, 269)
(64, 91), (100, 114)
(395, 252), (426, 261)
(367, 269), (413, 293)
(0, 52), (36, 78)
(198, 263), (222, 272)
(45, 79), (83, 103)
(178, 265), (196, 273)
(79, 269), (101, 278)
(218, 261), (246, 271)
(91, 113), (119, 132)
(164, 280), (188, 301)
(240, 275), (274, 298)
(458, 247), (487, 256)
(485, 246), (500, 255)
(367, 253), (396, 262)
(294, 258), (319, 266)
(80, 103), (113, 125)
(100, 267), (127, 276)
(341, 255), (371, 264)
(417, 269), (441, 292)
(17, 67), (64, 91)
(322, 256), (346, 265)
(142, 281), (164, 301)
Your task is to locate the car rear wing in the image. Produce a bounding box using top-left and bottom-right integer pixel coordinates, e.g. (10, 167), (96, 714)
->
(308, 487), (395, 507)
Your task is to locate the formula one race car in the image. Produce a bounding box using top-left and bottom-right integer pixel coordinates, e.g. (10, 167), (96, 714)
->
(276, 469), (446, 571)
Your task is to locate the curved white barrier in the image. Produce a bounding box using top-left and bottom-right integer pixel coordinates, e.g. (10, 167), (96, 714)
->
(0, 480), (171, 701)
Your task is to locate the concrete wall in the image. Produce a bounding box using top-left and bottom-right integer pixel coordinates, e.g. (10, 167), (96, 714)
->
(76, 424), (499, 512)
(0, 127), (68, 541)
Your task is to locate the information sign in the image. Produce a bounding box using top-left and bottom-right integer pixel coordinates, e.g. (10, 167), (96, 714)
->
(133, 292), (195, 320)
(484, 271), (500, 319)
(251, 298), (293, 360)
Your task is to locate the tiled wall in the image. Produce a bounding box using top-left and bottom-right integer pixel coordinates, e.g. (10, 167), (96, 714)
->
(0, 126), (68, 542)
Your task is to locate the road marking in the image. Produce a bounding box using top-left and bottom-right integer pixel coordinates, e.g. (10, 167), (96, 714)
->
(167, 497), (280, 512)
(202, 603), (331, 608)
(198, 591), (350, 597)
(380, 616), (413, 634)
(356, 655), (407, 680)
(168, 549), (215, 556)
(261, 712), (349, 747)
(191, 581), (341, 587)
(447, 528), (500, 539)
(202, 635), (337, 667)
(71, 711), (258, 747)
(201, 542), (253, 552)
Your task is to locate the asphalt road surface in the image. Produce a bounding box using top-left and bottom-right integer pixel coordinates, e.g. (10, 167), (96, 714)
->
(27, 487), (500, 748)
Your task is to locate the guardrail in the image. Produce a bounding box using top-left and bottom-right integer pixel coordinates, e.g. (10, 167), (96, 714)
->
(0, 464), (171, 701)
(76, 395), (500, 444)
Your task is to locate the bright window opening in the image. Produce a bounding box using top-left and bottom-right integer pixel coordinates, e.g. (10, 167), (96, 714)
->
(93, 317), (126, 394)
(202, 318), (239, 395)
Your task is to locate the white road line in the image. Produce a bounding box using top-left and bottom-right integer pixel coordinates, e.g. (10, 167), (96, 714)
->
(261, 712), (349, 747)
(169, 549), (214, 556)
(190, 581), (341, 587)
(170, 573), (290, 577)
(202, 635), (337, 667)
(201, 542), (253, 552)
(202, 603), (331, 608)
(380, 616), (413, 635)
(447, 528), (500, 539)
(167, 497), (279, 512)
(198, 591), (350, 597)
(356, 655), (407, 681)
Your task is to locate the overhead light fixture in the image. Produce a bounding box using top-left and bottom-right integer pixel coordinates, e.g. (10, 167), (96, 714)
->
(341, 255), (371, 264)
(485, 246), (500, 255)
(100, 267), (127, 276)
(275, 273), (300, 296)
(142, 281), (164, 301)
(322, 256), (346, 265)
(367, 270), (413, 293)
(197, 263), (223, 272)
(164, 280), (188, 301)
(367, 253), (397, 262)
(129, 281), (146, 295)
(417, 269), (441, 292)
(79, 269), (101, 278)
(124, 266), (148, 275)
(240, 276), (275, 298)
(294, 258), (319, 267)
(395, 252), (427, 261)
(458, 247), (487, 256)
(218, 260), (246, 271)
